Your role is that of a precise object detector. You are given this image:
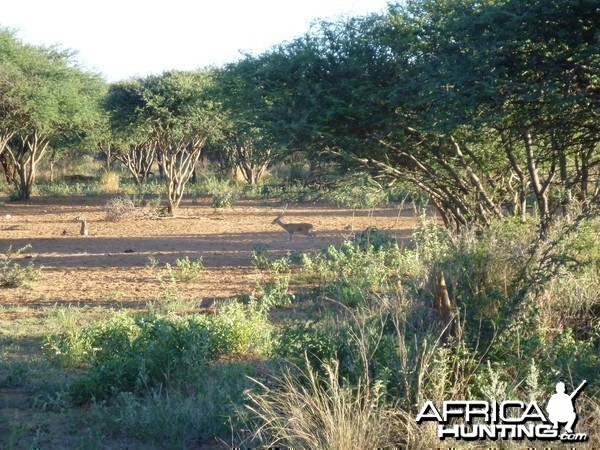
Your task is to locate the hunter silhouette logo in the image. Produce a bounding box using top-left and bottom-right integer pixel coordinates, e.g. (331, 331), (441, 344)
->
(547, 380), (586, 434)
(416, 380), (588, 442)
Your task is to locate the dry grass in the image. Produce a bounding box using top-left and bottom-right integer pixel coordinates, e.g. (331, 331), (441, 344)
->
(99, 171), (121, 194)
(246, 360), (404, 449)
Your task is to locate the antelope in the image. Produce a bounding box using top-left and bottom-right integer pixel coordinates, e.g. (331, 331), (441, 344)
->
(272, 213), (315, 242)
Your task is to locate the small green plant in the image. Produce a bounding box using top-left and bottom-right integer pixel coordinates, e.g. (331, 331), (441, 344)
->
(151, 279), (188, 314)
(212, 191), (237, 208)
(260, 276), (294, 309)
(0, 245), (42, 288)
(269, 256), (291, 274)
(174, 257), (204, 282)
(251, 243), (271, 270)
(159, 257), (204, 283)
(251, 243), (294, 275)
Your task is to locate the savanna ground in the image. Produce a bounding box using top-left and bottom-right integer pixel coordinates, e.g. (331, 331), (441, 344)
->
(0, 183), (597, 450)
(0, 196), (417, 305)
(0, 195), (421, 449)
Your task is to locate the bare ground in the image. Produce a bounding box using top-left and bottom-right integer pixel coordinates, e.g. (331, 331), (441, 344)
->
(1, 196), (421, 308)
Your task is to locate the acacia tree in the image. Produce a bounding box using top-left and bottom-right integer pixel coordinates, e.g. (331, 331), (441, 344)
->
(106, 71), (220, 214)
(226, 1), (598, 232)
(0, 29), (104, 199)
(387, 0), (600, 232)
(210, 60), (294, 184)
(104, 80), (157, 183)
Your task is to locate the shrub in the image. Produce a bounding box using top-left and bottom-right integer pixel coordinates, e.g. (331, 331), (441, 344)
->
(94, 362), (257, 447)
(251, 242), (271, 270)
(212, 191), (237, 208)
(0, 245), (42, 288)
(260, 277), (294, 309)
(160, 257), (204, 283)
(300, 239), (406, 306)
(273, 321), (340, 369)
(104, 196), (138, 221)
(104, 195), (156, 221)
(352, 227), (398, 251)
(196, 175), (241, 208)
(45, 301), (272, 403)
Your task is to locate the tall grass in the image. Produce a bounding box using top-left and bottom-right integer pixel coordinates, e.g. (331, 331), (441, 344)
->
(247, 361), (404, 449)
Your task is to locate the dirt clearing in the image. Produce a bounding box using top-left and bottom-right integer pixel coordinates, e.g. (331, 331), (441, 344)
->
(1, 196), (420, 307)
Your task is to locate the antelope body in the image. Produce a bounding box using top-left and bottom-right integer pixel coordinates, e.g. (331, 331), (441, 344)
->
(272, 213), (315, 242)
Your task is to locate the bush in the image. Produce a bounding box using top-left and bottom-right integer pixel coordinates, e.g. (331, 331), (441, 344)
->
(94, 362), (257, 447)
(251, 242), (271, 270)
(159, 257), (204, 283)
(299, 239), (407, 306)
(104, 195), (156, 221)
(260, 277), (294, 309)
(193, 175), (241, 208)
(212, 191), (237, 208)
(0, 245), (42, 288)
(45, 301), (272, 403)
(352, 227), (398, 251)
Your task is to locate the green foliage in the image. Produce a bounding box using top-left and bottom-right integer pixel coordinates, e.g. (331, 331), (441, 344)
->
(352, 227), (398, 251)
(300, 236), (408, 306)
(217, 0), (599, 231)
(159, 257), (204, 283)
(212, 191), (237, 208)
(325, 173), (389, 209)
(193, 175), (241, 208)
(251, 242), (272, 270)
(45, 301), (271, 403)
(412, 220), (452, 263)
(251, 244), (294, 276)
(105, 71), (223, 215)
(0, 28), (105, 199)
(273, 320), (350, 375)
(0, 245), (42, 288)
(275, 213), (599, 414)
(260, 277), (294, 309)
(94, 362), (256, 447)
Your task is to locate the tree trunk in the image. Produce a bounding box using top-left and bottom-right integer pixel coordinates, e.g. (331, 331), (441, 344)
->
(524, 132), (553, 235)
(4, 133), (49, 200)
(500, 130), (528, 222)
(0, 151), (18, 185)
(158, 137), (205, 216)
(115, 143), (155, 185)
